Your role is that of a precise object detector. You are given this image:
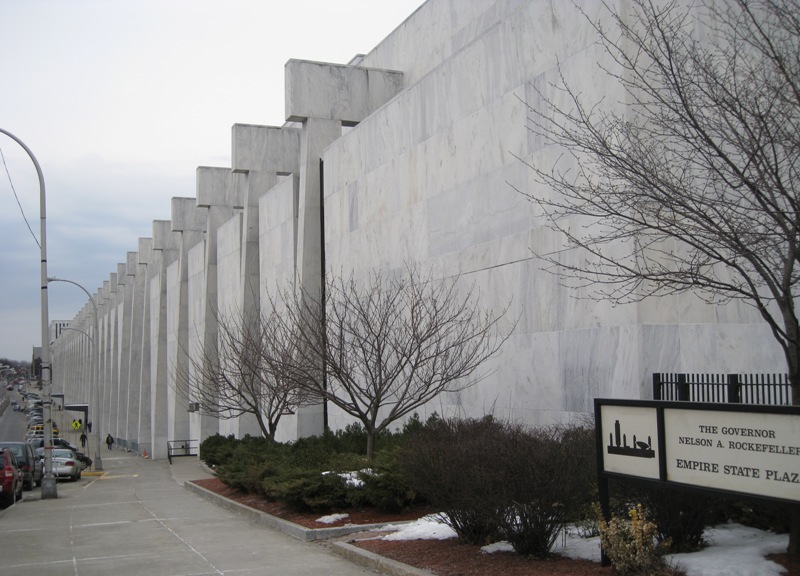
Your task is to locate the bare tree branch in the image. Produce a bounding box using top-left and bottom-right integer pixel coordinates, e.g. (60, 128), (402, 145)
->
(280, 265), (513, 461)
(172, 305), (316, 440)
(515, 0), (800, 392)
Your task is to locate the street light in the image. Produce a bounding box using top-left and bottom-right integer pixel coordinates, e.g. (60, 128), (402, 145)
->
(0, 127), (57, 499)
(48, 277), (104, 471)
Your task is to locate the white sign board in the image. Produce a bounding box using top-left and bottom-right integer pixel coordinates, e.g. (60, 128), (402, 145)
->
(664, 408), (800, 501)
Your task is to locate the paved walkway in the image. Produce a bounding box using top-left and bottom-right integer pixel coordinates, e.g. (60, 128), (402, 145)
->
(0, 450), (383, 576)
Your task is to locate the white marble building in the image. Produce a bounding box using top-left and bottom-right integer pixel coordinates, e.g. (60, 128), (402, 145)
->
(50, 0), (784, 459)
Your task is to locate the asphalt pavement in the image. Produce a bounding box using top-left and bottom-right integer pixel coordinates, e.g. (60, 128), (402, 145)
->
(0, 450), (388, 576)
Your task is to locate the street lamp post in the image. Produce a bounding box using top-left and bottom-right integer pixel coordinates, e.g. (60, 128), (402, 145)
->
(48, 277), (103, 471)
(0, 127), (57, 499)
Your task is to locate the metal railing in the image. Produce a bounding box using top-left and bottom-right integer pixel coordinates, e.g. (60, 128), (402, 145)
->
(653, 373), (793, 405)
(167, 439), (199, 464)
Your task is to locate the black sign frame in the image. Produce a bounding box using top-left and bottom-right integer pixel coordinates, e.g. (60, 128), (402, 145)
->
(594, 398), (800, 565)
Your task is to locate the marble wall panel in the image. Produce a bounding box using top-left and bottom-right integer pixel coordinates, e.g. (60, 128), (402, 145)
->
(216, 214), (264, 438)
(640, 324), (681, 387)
(217, 214), (242, 436)
(678, 323), (718, 371)
(165, 261), (180, 443)
(148, 272), (166, 458)
(187, 241), (206, 442)
(259, 176), (299, 306)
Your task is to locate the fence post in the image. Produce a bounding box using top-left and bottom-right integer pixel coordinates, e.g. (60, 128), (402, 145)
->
(728, 374), (740, 404)
(678, 373), (689, 401)
(653, 373), (662, 400)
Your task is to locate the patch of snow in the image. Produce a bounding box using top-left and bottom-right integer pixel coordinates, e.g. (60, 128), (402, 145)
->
(321, 469), (369, 488)
(382, 515), (458, 541)
(668, 523), (788, 576)
(316, 513), (349, 524)
(481, 541), (514, 554)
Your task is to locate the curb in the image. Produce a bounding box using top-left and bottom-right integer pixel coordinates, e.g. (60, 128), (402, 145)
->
(182, 480), (428, 576)
(329, 541), (434, 576)
(184, 480), (400, 542)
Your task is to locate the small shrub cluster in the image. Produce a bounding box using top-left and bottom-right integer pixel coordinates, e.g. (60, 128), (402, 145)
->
(597, 503), (672, 576)
(711, 499), (791, 534)
(609, 481), (723, 553)
(397, 416), (597, 557)
(635, 485), (714, 552)
(198, 433), (238, 468)
(198, 416), (428, 514)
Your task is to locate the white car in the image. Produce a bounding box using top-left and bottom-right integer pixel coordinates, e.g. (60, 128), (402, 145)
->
(35, 448), (81, 482)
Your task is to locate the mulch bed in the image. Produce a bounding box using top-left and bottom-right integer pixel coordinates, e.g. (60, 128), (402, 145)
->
(190, 477), (432, 528)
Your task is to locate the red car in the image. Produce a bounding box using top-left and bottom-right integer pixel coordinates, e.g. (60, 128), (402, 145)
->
(1, 448), (24, 505)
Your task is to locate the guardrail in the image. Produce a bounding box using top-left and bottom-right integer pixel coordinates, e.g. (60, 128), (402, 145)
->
(167, 439), (199, 464)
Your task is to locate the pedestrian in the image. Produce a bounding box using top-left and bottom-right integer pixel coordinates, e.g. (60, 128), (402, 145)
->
(78, 418), (83, 429)
(87, 421), (92, 433)
(106, 434), (114, 450)
(80, 431), (87, 448)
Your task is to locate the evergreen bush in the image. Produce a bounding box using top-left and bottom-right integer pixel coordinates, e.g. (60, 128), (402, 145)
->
(205, 415), (427, 512)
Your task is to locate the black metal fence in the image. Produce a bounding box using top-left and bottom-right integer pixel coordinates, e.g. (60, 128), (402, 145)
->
(653, 373), (793, 405)
(167, 439), (199, 464)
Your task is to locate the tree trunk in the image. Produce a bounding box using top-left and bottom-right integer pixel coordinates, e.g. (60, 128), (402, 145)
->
(366, 429), (375, 463)
(790, 507), (800, 559)
(783, 330), (800, 559)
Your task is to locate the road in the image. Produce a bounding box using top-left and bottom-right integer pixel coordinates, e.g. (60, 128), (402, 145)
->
(0, 387), (28, 441)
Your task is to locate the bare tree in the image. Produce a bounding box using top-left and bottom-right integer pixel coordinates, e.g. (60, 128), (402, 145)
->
(174, 306), (313, 440)
(515, 0), (800, 557)
(282, 266), (512, 461)
(517, 0), (800, 395)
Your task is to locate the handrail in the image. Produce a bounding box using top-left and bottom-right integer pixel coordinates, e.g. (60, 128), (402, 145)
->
(166, 439), (198, 464)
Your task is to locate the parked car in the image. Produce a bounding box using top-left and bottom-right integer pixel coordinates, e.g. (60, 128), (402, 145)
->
(30, 438), (92, 470)
(1, 448), (24, 504)
(26, 424), (59, 438)
(35, 447), (81, 482)
(0, 441), (41, 489)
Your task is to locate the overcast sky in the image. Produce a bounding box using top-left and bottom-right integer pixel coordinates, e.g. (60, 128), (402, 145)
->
(0, 0), (425, 362)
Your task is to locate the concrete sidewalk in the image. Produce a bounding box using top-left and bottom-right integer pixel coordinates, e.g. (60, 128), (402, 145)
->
(0, 450), (390, 576)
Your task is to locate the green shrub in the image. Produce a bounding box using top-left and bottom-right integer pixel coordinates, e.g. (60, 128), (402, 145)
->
(206, 414), (432, 512)
(199, 434), (238, 467)
(355, 449), (421, 513)
(280, 471), (351, 513)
